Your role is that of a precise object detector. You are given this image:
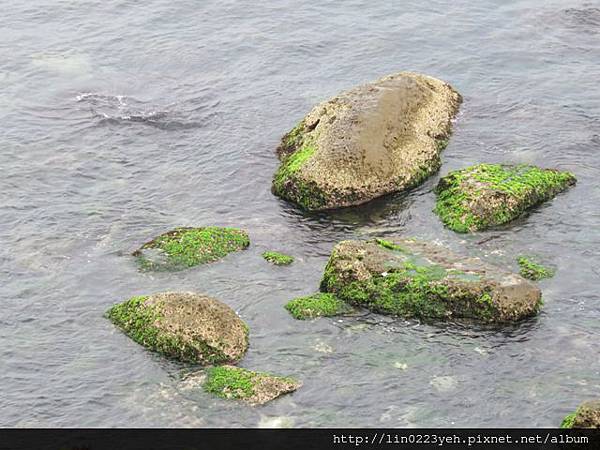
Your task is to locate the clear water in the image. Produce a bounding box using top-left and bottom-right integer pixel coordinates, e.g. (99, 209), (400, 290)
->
(1, 0), (599, 427)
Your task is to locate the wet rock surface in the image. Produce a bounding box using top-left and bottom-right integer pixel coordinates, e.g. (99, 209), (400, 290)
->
(272, 72), (461, 210)
(561, 400), (600, 428)
(320, 238), (542, 323)
(106, 292), (249, 364)
(203, 365), (301, 406)
(434, 164), (576, 233)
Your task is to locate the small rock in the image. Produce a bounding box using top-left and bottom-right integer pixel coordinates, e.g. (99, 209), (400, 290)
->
(561, 400), (600, 428)
(262, 251), (294, 266)
(313, 340), (334, 354)
(517, 256), (554, 281)
(285, 293), (351, 320)
(430, 376), (458, 393)
(435, 164), (576, 232)
(204, 366), (301, 406)
(132, 226), (249, 271)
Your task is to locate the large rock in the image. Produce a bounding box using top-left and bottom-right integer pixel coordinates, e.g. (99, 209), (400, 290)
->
(434, 164), (576, 232)
(132, 226), (250, 271)
(320, 238), (542, 323)
(272, 72), (461, 210)
(561, 400), (600, 428)
(106, 292), (249, 364)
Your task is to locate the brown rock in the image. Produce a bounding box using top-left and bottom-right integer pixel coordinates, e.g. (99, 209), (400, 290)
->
(106, 292), (249, 364)
(272, 72), (461, 210)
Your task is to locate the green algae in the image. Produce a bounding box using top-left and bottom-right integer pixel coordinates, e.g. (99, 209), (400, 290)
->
(285, 293), (351, 320)
(134, 226), (249, 270)
(375, 238), (406, 252)
(272, 141), (328, 210)
(559, 401), (600, 428)
(517, 256), (554, 281)
(560, 412), (577, 429)
(434, 164), (576, 233)
(272, 119), (329, 210)
(262, 251), (294, 266)
(321, 258), (497, 322)
(204, 366), (256, 400)
(204, 366), (300, 405)
(106, 296), (229, 364)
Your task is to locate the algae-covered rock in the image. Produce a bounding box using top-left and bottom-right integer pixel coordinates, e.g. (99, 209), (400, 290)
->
(517, 256), (554, 281)
(106, 292), (249, 364)
(132, 226), (249, 271)
(262, 251), (294, 266)
(434, 164), (576, 233)
(272, 72), (461, 210)
(285, 293), (351, 320)
(320, 238), (542, 323)
(204, 365), (301, 405)
(561, 400), (600, 428)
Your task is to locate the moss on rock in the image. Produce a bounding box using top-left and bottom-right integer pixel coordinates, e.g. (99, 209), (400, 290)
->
(204, 365), (301, 405)
(560, 400), (600, 428)
(434, 164), (576, 233)
(262, 251), (294, 266)
(560, 412), (577, 429)
(272, 72), (461, 210)
(132, 226), (249, 271)
(285, 293), (351, 320)
(517, 256), (554, 281)
(106, 292), (249, 364)
(320, 238), (542, 323)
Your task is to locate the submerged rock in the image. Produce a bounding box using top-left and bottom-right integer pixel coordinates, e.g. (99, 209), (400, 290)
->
(561, 400), (600, 428)
(434, 164), (576, 233)
(285, 293), (351, 320)
(262, 251), (294, 266)
(272, 72), (461, 210)
(320, 238), (542, 323)
(132, 226), (249, 271)
(204, 365), (301, 406)
(106, 292), (249, 364)
(430, 375), (458, 393)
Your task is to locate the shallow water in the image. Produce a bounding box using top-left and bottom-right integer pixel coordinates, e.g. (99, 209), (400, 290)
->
(1, 0), (599, 427)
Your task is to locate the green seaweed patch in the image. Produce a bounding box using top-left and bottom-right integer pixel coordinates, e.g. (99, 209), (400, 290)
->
(375, 238), (406, 252)
(434, 164), (576, 233)
(262, 251), (294, 266)
(517, 256), (554, 281)
(321, 260), (499, 322)
(134, 227), (249, 269)
(272, 121), (329, 210)
(560, 412), (577, 429)
(106, 296), (228, 364)
(272, 142), (328, 210)
(204, 365), (300, 405)
(285, 293), (351, 320)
